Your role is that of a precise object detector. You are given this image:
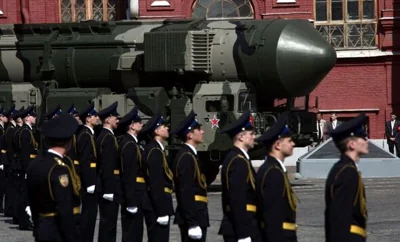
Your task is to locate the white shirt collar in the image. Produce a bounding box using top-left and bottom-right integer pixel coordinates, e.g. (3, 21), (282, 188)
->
(276, 157), (287, 172)
(85, 125), (94, 135)
(104, 127), (114, 135)
(239, 148), (250, 160)
(25, 122), (32, 130)
(48, 149), (63, 159)
(11, 120), (16, 127)
(0, 123), (3, 129)
(185, 143), (197, 155)
(156, 140), (164, 151)
(128, 132), (138, 143)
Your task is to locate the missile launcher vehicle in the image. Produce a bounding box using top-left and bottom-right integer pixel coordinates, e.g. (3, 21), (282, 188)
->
(0, 18), (336, 163)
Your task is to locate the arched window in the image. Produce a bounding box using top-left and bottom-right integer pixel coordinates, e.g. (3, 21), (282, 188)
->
(60, 0), (118, 22)
(192, 0), (254, 20)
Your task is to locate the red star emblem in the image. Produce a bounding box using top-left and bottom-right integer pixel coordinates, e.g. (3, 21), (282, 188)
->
(249, 115), (254, 126)
(211, 114), (220, 129)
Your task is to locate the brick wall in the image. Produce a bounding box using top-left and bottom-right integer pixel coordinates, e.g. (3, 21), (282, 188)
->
(0, 0), (59, 24)
(0, 0), (22, 23)
(308, 57), (399, 139)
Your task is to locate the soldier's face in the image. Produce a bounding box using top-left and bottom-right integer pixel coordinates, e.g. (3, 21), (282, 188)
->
(353, 137), (369, 155)
(73, 115), (82, 125)
(188, 127), (204, 144)
(87, 115), (99, 126)
(239, 130), (256, 149)
(275, 137), (295, 157)
(1, 116), (8, 123)
(131, 121), (143, 132)
(30, 116), (37, 124)
(155, 124), (169, 139)
(107, 116), (119, 129)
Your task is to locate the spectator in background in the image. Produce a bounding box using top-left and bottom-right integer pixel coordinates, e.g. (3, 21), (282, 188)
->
(316, 112), (327, 145)
(386, 113), (399, 157)
(327, 113), (342, 138)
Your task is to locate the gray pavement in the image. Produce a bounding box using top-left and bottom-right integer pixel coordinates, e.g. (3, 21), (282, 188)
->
(2, 176), (400, 241)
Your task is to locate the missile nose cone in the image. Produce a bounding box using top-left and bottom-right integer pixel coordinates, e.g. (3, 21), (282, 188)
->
(276, 20), (337, 96)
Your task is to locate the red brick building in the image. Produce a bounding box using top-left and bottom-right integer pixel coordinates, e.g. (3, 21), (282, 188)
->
(0, 0), (398, 139)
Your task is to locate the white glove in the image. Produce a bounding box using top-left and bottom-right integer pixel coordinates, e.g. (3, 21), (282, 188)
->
(188, 226), (202, 240)
(0, 165), (3, 170)
(25, 206), (32, 217)
(87, 185), (95, 194)
(126, 206), (138, 214)
(25, 174), (27, 179)
(103, 194), (114, 201)
(156, 215), (169, 225)
(238, 237), (251, 242)
(25, 206), (33, 224)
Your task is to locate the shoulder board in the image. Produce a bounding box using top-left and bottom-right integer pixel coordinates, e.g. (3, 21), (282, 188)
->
(237, 154), (246, 159)
(53, 157), (67, 167)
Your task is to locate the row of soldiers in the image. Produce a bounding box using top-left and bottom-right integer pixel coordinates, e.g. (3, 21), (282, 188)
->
(0, 101), (368, 242)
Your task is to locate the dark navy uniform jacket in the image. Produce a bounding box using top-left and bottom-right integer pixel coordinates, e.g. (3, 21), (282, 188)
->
(142, 140), (174, 216)
(0, 124), (6, 166)
(218, 146), (261, 239)
(12, 125), (23, 171)
(76, 125), (98, 190)
(63, 154), (82, 223)
(172, 144), (209, 228)
(19, 123), (38, 172)
(96, 128), (121, 200)
(256, 155), (298, 242)
(325, 154), (367, 242)
(119, 133), (146, 207)
(67, 133), (80, 174)
(4, 122), (17, 168)
(27, 151), (81, 242)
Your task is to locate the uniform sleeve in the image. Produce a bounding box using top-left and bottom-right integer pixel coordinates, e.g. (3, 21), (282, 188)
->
(19, 129), (33, 170)
(0, 129), (6, 165)
(177, 154), (198, 227)
(227, 158), (253, 239)
(99, 134), (118, 194)
(261, 168), (286, 241)
(199, 159), (220, 186)
(327, 167), (358, 241)
(77, 133), (97, 187)
(50, 166), (80, 242)
(147, 148), (168, 216)
(121, 141), (139, 207)
(5, 128), (15, 166)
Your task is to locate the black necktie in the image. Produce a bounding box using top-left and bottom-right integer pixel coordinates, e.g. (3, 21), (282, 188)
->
(317, 120), (321, 140)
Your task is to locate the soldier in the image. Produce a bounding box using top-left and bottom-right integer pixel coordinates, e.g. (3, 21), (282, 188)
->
(27, 114), (81, 242)
(64, 104), (83, 231)
(67, 104), (82, 172)
(325, 113), (368, 242)
(171, 111), (209, 242)
(140, 111), (174, 242)
(69, 104), (83, 125)
(3, 104), (18, 218)
(218, 110), (261, 242)
(11, 107), (25, 225)
(0, 107), (9, 213)
(118, 106), (147, 242)
(18, 106), (38, 231)
(44, 104), (63, 120)
(40, 104), (63, 154)
(255, 112), (298, 242)
(96, 101), (121, 242)
(77, 103), (99, 242)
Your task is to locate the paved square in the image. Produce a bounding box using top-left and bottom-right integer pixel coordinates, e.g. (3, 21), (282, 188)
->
(1, 177), (400, 241)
